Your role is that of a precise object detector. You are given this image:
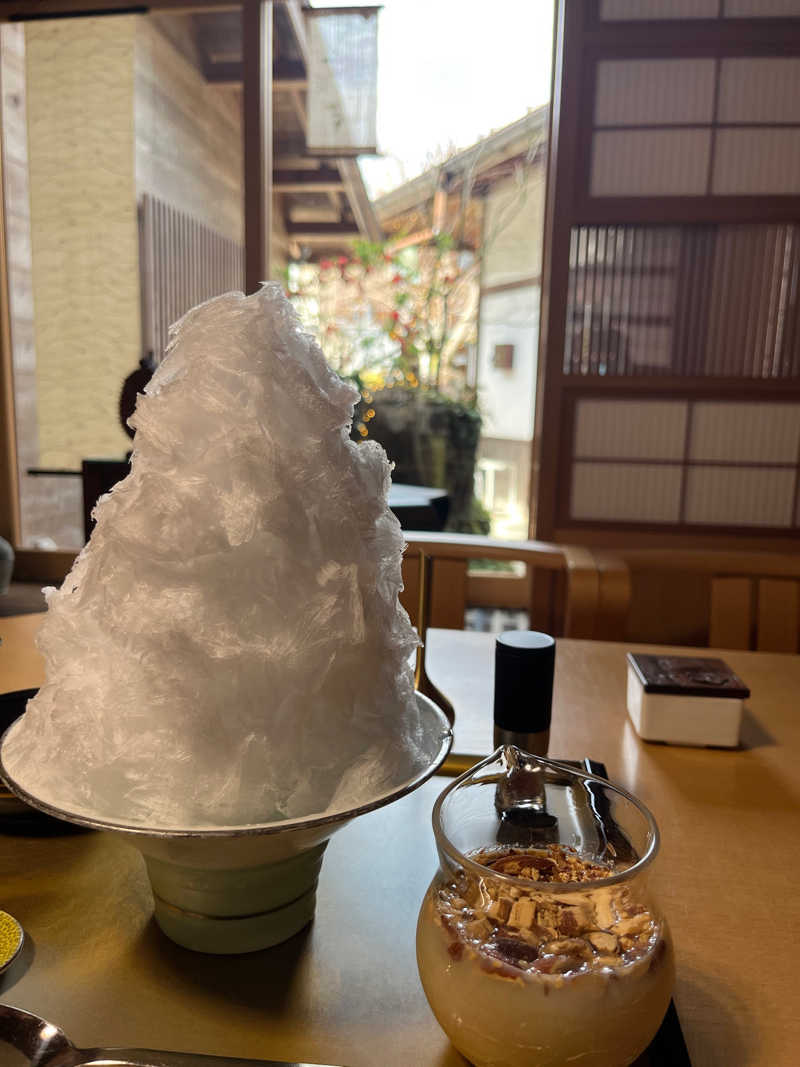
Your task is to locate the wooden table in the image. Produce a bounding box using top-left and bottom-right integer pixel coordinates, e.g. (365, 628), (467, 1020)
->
(426, 629), (800, 1067)
(0, 612), (45, 694)
(2, 614), (799, 1065)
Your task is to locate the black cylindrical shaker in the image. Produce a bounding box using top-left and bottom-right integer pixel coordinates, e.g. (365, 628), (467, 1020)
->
(493, 631), (555, 756)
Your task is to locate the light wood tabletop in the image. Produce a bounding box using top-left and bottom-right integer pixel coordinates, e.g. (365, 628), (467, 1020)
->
(0, 612), (45, 693)
(426, 628), (800, 1067)
(1, 614), (799, 1065)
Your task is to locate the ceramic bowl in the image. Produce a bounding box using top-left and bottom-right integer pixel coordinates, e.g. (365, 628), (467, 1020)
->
(0, 692), (452, 953)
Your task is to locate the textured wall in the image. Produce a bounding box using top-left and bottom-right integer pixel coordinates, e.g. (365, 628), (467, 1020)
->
(2, 25), (37, 473)
(135, 18), (243, 244)
(481, 168), (545, 289)
(26, 15), (139, 469)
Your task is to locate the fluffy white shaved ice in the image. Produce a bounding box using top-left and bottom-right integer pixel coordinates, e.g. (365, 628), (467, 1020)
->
(3, 284), (426, 829)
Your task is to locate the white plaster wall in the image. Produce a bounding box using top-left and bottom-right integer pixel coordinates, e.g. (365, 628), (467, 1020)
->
(476, 285), (539, 441)
(482, 168), (545, 289)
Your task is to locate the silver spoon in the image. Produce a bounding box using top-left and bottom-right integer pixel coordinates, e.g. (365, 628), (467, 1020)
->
(0, 1004), (346, 1067)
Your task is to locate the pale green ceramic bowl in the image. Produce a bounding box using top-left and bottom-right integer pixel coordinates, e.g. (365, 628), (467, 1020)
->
(0, 693), (452, 954)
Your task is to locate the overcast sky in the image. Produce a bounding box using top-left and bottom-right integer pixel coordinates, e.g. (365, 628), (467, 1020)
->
(311, 0), (555, 198)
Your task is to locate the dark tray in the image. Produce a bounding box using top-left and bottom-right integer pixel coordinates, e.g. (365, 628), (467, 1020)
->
(0, 688), (89, 836)
(562, 759), (691, 1067)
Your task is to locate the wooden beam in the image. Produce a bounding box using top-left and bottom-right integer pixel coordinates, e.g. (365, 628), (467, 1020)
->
(274, 154), (320, 169)
(0, 0), (239, 17)
(327, 189), (342, 219)
(282, 0), (308, 63)
(203, 61), (242, 86)
(204, 65), (309, 91)
(337, 157), (383, 243)
(287, 235), (360, 248)
(273, 135), (311, 158)
(274, 78), (307, 92)
(285, 221), (359, 237)
(242, 0), (272, 291)
(273, 168), (343, 193)
(274, 181), (343, 194)
(272, 58), (305, 81)
(289, 86), (306, 130)
(531, 0), (581, 540)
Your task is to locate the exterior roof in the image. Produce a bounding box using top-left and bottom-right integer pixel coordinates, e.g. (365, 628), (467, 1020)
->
(375, 106), (549, 229)
(155, 1), (382, 258)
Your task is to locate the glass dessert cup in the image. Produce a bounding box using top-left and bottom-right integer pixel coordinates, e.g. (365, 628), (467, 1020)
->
(417, 747), (674, 1067)
(1, 693), (451, 955)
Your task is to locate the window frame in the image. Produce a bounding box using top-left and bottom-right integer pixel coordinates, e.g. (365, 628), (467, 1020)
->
(0, 0), (274, 580)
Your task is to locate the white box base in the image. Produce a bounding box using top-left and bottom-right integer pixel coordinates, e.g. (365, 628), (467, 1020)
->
(626, 665), (743, 748)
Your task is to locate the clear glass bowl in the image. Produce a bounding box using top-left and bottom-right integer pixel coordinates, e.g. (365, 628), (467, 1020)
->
(417, 747), (675, 1067)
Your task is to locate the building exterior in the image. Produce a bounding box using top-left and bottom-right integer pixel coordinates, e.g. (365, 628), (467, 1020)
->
(1, 3), (380, 551)
(536, 0), (800, 554)
(375, 110), (548, 537)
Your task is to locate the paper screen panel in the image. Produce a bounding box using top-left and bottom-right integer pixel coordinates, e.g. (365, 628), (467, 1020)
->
(591, 130), (711, 196)
(690, 402), (800, 463)
(306, 11), (378, 153)
(570, 225), (682, 271)
(601, 0), (718, 17)
(713, 129), (800, 195)
(564, 223), (800, 378)
(565, 226), (681, 375)
(571, 463), (683, 522)
(685, 467), (796, 526)
(625, 325), (674, 370)
(700, 225), (800, 376)
(595, 59), (715, 127)
(718, 58), (800, 124)
(575, 399), (687, 459)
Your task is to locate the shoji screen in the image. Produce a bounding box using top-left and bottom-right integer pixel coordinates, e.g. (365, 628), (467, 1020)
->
(535, 2), (800, 548)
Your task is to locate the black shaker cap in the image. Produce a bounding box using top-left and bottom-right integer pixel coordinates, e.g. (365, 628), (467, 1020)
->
(494, 631), (555, 733)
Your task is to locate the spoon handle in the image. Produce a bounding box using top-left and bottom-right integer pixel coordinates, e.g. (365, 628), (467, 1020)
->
(75, 1052), (345, 1067)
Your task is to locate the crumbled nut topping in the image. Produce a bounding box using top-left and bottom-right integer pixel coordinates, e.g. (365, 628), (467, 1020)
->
(482, 845), (612, 884)
(435, 846), (662, 980)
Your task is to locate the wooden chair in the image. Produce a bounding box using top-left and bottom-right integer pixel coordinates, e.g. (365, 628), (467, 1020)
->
(399, 533), (631, 720)
(611, 549), (800, 653)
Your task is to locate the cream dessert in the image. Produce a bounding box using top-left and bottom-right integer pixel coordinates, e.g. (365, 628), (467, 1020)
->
(417, 844), (674, 1067)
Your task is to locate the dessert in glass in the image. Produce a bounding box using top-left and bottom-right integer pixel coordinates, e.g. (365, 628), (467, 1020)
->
(417, 747), (674, 1067)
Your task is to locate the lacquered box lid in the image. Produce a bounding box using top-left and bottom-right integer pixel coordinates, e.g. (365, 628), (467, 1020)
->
(627, 653), (750, 699)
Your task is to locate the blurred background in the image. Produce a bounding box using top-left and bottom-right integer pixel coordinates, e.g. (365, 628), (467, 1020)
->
(2, 0), (800, 647)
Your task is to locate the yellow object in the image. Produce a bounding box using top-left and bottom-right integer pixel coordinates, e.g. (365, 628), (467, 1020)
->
(0, 910), (23, 971)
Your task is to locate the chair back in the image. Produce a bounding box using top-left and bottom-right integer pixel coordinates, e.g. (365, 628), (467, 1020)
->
(400, 533), (630, 638)
(617, 549), (800, 653)
(399, 533), (630, 720)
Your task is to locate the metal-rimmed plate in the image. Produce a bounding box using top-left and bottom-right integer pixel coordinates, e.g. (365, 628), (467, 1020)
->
(0, 693), (453, 837)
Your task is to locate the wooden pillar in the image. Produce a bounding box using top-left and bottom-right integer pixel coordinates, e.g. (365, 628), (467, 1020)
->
(242, 0), (273, 293)
(0, 98), (21, 547)
(530, 0), (584, 540)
